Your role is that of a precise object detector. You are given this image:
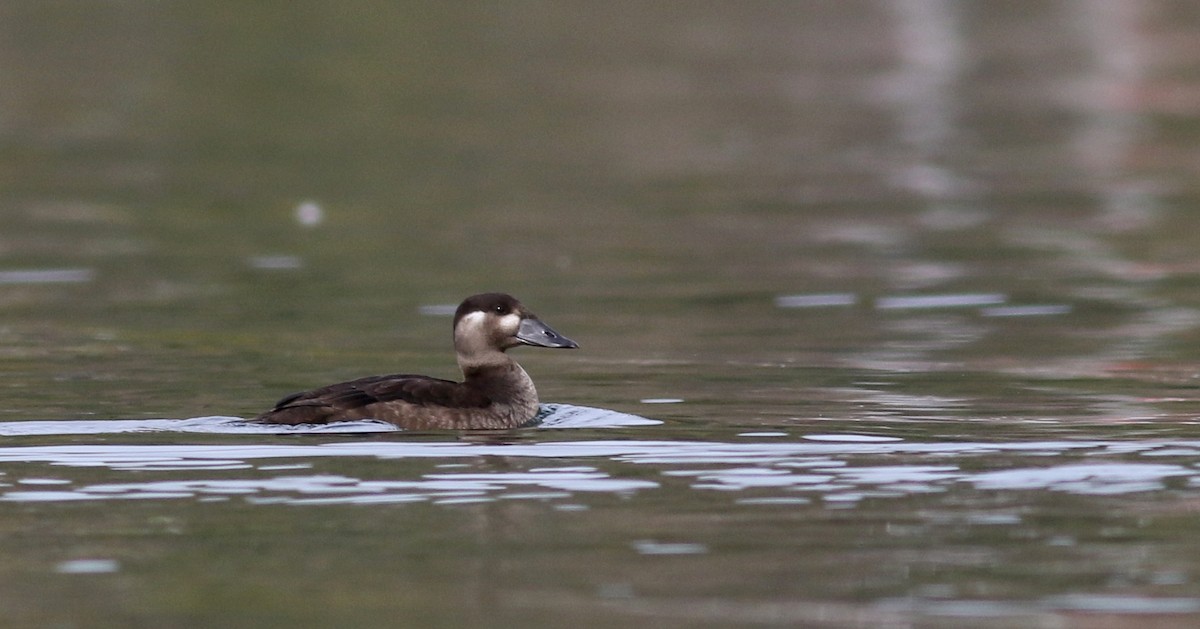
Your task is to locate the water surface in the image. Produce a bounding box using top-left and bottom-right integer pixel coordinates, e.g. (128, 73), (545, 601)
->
(3, 2), (1200, 627)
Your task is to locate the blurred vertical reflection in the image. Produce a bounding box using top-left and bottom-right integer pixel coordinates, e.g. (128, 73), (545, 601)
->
(1073, 0), (1160, 230)
(887, 0), (971, 210)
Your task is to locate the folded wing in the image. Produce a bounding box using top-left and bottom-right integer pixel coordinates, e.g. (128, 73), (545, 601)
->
(256, 373), (491, 424)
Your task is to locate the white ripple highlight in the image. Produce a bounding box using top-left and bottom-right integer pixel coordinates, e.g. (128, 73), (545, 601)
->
(0, 439), (1196, 506)
(0, 403), (660, 437)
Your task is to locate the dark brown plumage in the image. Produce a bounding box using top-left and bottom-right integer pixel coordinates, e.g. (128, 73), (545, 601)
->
(253, 293), (578, 429)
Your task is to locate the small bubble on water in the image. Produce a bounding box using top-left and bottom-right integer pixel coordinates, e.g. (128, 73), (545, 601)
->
(981, 304), (1072, 317)
(294, 200), (324, 227)
(248, 255), (303, 270)
(56, 559), (119, 574)
(775, 293), (858, 308)
(0, 269), (94, 285)
(596, 583), (635, 599)
(632, 540), (708, 555)
(876, 293), (1006, 310)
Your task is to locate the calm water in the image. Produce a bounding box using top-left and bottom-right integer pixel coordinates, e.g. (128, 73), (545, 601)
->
(4, 1), (1200, 627)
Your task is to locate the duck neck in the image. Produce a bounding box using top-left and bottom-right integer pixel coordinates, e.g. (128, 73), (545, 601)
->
(459, 354), (539, 408)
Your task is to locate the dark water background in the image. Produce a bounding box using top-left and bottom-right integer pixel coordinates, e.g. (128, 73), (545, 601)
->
(5, 1), (1200, 627)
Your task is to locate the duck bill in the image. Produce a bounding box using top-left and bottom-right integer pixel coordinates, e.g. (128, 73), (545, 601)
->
(517, 317), (579, 349)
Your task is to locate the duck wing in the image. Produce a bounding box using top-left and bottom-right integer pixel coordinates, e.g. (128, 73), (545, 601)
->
(257, 373), (490, 425)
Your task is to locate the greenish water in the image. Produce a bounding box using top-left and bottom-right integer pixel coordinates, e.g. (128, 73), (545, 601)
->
(5, 1), (1200, 627)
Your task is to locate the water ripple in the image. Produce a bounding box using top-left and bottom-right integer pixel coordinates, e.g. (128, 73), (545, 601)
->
(0, 403), (660, 436)
(0, 437), (1196, 506)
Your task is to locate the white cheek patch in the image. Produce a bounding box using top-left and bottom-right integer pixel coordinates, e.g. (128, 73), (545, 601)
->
(499, 313), (521, 334)
(458, 311), (487, 334)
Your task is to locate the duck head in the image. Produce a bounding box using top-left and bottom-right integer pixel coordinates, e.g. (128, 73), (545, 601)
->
(453, 293), (578, 367)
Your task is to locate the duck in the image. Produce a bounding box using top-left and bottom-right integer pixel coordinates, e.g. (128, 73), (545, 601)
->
(253, 293), (578, 429)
